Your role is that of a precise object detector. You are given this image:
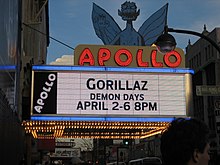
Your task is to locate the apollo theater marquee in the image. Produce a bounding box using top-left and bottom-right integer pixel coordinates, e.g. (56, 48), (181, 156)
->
(23, 2), (194, 139)
(26, 44), (194, 139)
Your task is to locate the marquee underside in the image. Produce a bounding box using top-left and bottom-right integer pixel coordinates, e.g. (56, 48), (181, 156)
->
(22, 120), (169, 139)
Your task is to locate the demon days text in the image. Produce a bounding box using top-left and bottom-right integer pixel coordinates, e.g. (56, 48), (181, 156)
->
(76, 78), (158, 112)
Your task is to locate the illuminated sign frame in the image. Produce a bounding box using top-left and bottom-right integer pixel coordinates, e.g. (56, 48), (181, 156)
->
(31, 65), (194, 121)
(0, 65), (17, 70)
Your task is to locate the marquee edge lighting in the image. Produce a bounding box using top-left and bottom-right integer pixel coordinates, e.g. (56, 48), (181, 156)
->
(30, 116), (178, 122)
(0, 65), (17, 70)
(32, 65), (194, 74)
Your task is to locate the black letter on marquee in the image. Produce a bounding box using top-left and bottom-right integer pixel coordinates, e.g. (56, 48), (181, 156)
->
(76, 101), (83, 110)
(141, 81), (148, 90)
(87, 78), (95, 90)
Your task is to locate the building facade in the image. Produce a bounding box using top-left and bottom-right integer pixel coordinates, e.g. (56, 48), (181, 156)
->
(0, 0), (24, 164)
(185, 26), (220, 156)
(21, 0), (49, 164)
(0, 0), (49, 164)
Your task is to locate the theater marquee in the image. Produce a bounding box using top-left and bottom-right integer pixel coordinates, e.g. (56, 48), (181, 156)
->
(31, 66), (193, 118)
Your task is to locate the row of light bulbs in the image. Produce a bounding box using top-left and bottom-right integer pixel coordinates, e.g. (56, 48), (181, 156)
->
(29, 128), (166, 139)
(34, 131), (163, 139)
(23, 121), (169, 130)
(23, 120), (168, 127)
(23, 120), (169, 139)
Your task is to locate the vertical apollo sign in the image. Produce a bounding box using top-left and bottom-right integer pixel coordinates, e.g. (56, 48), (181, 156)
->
(32, 72), (57, 114)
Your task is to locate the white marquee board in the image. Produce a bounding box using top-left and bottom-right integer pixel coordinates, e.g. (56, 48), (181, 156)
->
(31, 66), (193, 118)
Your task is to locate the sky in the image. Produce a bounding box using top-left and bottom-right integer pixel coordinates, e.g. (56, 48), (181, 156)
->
(47, 0), (220, 64)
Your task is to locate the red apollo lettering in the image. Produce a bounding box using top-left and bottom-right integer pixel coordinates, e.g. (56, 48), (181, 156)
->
(151, 50), (163, 67)
(164, 50), (182, 68)
(79, 48), (95, 65)
(78, 47), (182, 68)
(115, 49), (132, 66)
(98, 48), (111, 66)
(136, 49), (149, 67)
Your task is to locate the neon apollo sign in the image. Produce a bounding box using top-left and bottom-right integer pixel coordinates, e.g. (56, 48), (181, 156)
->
(74, 45), (185, 68)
